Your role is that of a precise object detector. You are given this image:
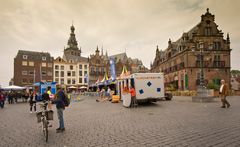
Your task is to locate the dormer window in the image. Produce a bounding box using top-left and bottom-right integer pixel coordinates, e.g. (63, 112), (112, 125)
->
(42, 57), (46, 61)
(23, 55), (28, 59)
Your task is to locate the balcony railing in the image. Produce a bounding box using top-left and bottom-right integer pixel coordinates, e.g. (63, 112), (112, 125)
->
(163, 62), (185, 74)
(195, 61), (225, 68)
(196, 61), (210, 67)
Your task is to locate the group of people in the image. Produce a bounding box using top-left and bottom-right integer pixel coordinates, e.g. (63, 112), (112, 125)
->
(96, 86), (112, 102)
(0, 91), (27, 108)
(95, 85), (138, 108)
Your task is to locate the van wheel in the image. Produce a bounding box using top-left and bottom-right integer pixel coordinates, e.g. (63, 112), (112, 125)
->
(165, 97), (172, 101)
(165, 93), (172, 101)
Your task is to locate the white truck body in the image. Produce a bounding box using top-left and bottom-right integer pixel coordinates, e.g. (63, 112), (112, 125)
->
(134, 73), (164, 100)
(117, 73), (165, 102)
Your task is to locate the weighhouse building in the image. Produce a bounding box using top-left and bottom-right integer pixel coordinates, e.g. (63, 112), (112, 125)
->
(151, 8), (231, 91)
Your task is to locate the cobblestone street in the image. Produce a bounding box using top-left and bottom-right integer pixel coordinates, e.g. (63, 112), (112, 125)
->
(1, 96), (240, 147)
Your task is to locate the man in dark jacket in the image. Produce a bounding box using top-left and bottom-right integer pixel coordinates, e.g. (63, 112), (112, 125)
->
(52, 88), (66, 133)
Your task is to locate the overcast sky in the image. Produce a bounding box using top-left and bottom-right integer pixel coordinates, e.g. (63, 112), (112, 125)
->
(0, 0), (239, 87)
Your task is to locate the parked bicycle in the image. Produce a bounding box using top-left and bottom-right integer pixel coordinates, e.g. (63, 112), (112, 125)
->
(36, 101), (53, 142)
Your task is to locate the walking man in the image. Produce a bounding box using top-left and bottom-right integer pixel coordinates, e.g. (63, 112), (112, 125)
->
(53, 88), (66, 133)
(219, 79), (230, 108)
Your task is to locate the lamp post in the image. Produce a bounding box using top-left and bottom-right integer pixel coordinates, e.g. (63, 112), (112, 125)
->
(199, 42), (205, 89)
(192, 42), (214, 102)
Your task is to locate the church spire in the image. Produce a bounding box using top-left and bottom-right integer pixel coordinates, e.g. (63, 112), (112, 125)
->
(105, 50), (108, 57)
(156, 45), (159, 55)
(101, 46), (104, 56)
(95, 46), (100, 55)
(227, 33), (230, 44)
(67, 24), (78, 50)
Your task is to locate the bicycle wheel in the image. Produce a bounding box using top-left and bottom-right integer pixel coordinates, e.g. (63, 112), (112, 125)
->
(44, 120), (48, 142)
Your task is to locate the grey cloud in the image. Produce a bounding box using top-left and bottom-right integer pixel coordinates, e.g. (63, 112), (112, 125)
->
(0, 0), (240, 86)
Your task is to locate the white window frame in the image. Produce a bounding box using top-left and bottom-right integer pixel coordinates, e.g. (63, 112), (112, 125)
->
(29, 61), (34, 66)
(22, 61), (28, 66)
(23, 55), (28, 59)
(42, 57), (47, 61)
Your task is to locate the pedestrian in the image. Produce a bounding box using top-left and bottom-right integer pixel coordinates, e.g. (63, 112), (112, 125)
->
(52, 88), (66, 133)
(96, 87), (100, 102)
(0, 91), (6, 108)
(8, 91), (13, 104)
(47, 87), (53, 110)
(101, 88), (105, 100)
(129, 85), (137, 108)
(107, 86), (111, 100)
(42, 90), (50, 110)
(13, 91), (18, 103)
(219, 79), (230, 108)
(29, 91), (37, 113)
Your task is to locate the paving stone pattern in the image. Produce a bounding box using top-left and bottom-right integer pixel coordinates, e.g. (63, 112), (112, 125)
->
(0, 96), (240, 147)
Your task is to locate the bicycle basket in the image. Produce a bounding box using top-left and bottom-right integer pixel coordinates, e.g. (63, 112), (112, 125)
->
(36, 112), (42, 123)
(47, 110), (54, 120)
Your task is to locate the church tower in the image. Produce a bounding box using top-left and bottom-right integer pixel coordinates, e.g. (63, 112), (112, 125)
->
(63, 25), (82, 63)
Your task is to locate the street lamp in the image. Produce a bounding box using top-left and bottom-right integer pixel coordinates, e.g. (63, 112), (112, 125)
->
(192, 42), (214, 102)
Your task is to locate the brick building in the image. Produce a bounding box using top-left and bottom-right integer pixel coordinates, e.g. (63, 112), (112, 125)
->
(151, 8), (231, 90)
(14, 50), (54, 86)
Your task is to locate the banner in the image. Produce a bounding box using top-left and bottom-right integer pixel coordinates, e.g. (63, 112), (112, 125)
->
(110, 58), (116, 80)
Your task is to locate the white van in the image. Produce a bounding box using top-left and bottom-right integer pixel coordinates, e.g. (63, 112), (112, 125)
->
(116, 73), (172, 106)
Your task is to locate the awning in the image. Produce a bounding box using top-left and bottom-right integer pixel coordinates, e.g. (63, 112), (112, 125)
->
(2, 85), (26, 90)
(79, 86), (87, 89)
(68, 86), (77, 89)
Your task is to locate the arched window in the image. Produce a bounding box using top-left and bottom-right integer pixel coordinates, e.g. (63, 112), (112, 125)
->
(205, 27), (212, 36)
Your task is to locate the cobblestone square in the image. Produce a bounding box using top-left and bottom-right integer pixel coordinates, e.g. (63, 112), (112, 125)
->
(1, 96), (240, 147)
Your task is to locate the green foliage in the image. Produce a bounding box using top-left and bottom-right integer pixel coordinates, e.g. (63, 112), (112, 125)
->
(166, 84), (176, 91)
(231, 70), (240, 76)
(207, 82), (220, 90)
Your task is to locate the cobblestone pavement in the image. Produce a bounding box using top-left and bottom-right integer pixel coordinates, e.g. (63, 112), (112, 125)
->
(1, 96), (240, 147)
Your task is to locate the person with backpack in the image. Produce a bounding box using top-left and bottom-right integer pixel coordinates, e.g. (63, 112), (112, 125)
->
(52, 88), (68, 133)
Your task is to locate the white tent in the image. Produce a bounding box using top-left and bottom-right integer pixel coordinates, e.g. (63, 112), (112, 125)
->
(79, 86), (87, 89)
(68, 86), (77, 89)
(2, 85), (26, 90)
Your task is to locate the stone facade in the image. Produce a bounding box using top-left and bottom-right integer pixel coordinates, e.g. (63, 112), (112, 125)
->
(89, 51), (148, 85)
(151, 8), (231, 91)
(53, 25), (89, 88)
(89, 47), (109, 85)
(14, 50), (54, 86)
